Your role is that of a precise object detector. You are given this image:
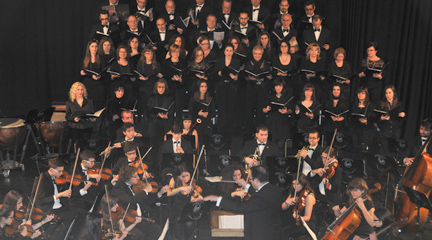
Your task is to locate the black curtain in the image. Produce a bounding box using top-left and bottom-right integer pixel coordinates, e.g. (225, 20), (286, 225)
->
(0, 0), (431, 140)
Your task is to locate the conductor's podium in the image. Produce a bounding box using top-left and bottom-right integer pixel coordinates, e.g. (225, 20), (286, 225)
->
(210, 209), (244, 237)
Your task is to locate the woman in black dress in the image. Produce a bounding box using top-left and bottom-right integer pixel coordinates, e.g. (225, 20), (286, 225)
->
(328, 47), (352, 101)
(187, 47), (212, 94)
(299, 43), (326, 101)
(349, 86), (376, 150)
(255, 31), (276, 64)
(147, 79), (174, 146)
(272, 40), (299, 93)
(282, 174), (316, 239)
(227, 36), (249, 65)
(198, 36), (218, 64)
(105, 83), (134, 140)
(109, 45), (136, 103)
(263, 78), (293, 148)
(98, 37), (115, 65)
(188, 80), (216, 138)
(322, 82), (349, 145)
(377, 85), (405, 156)
(135, 45), (162, 122)
(80, 40), (107, 111)
(294, 83), (320, 133)
(167, 164), (203, 240)
(162, 44), (188, 124)
(66, 82), (96, 143)
(127, 36), (141, 67)
(166, 35), (189, 60)
(214, 44), (240, 134)
(358, 41), (385, 105)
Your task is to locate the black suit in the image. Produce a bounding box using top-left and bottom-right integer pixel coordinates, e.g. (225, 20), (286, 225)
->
(89, 23), (121, 46)
(159, 138), (193, 165)
(245, 5), (271, 30)
(271, 26), (297, 47)
(111, 181), (162, 240)
(301, 145), (323, 176)
(230, 24), (258, 51)
(407, 136), (432, 158)
(120, 26), (147, 46)
(240, 140), (278, 167)
(309, 161), (342, 208)
(186, 2), (213, 29)
(219, 183), (282, 240)
(149, 29), (176, 62)
(159, 11), (187, 34)
(302, 26), (332, 61)
(69, 164), (104, 211)
(216, 12), (238, 33)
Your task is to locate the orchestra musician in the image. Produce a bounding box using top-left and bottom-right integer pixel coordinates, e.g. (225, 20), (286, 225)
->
(281, 173), (316, 239)
(403, 118), (432, 166)
(216, 162), (248, 200)
(0, 204), (41, 239)
(334, 178), (376, 240)
(160, 124), (193, 166)
(112, 142), (151, 179)
(110, 165), (168, 240)
(299, 129), (323, 176)
(166, 164), (203, 240)
(308, 146), (342, 213)
(115, 109), (144, 140)
(240, 124), (278, 168)
(204, 166), (282, 240)
(164, 114), (198, 149)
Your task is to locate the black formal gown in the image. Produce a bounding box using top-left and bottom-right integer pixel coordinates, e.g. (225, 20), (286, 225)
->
(264, 91), (294, 146)
(162, 58), (188, 124)
(349, 102), (376, 149)
(322, 98), (349, 143)
(135, 61), (161, 118)
(81, 59), (107, 111)
(294, 100), (320, 133)
(188, 95), (216, 137)
(272, 54), (300, 91)
(328, 60), (352, 100)
(109, 61), (136, 102)
(299, 57), (326, 101)
(359, 58), (385, 104)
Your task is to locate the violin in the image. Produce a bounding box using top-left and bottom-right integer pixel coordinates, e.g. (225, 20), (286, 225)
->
(133, 179), (164, 194)
(87, 166), (114, 181)
(322, 160), (338, 190)
(4, 219), (36, 237)
(293, 189), (309, 226)
(55, 171), (95, 186)
(111, 206), (155, 223)
(130, 159), (148, 175)
(15, 206), (59, 223)
(184, 179), (202, 198)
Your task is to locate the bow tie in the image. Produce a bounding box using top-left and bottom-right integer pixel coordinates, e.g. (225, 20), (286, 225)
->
(283, 29), (289, 32)
(174, 141), (180, 144)
(224, 14), (230, 16)
(308, 148), (315, 151)
(422, 137), (427, 141)
(314, 28), (320, 32)
(258, 143), (265, 146)
(241, 27), (247, 30)
(168, 13), (174, 16)
(103, 25), (108, 28)
(253, 8), (260, 11)
(160, 31), (166, 34)
(196, 5), (203, 8)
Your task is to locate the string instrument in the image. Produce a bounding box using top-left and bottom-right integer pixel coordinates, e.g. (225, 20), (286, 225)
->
(132, 147), (152, 175)
(184, 179), (203, 198)
(322, 160), (338, 190)
(393, 135), (432, 232)
(133, 179), (164, 194)
(363, 222), (399, 240)
(15, 206), (59, 223)
(293, 189), (309, 226)
(321, 183), (381, 240)
(55, 171), (96, 186)
(112, 205), (155, 223)
(5, 221), (35, 237)
(87, 166), (114, 181)
(187, 118), (201, 135)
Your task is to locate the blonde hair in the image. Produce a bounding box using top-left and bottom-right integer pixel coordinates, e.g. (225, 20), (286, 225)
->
(306, 43), (321, 60)
(69, 82), (88, 102)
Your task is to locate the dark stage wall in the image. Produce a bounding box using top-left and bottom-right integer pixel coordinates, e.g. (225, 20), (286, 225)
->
(0, 0), (431, 140)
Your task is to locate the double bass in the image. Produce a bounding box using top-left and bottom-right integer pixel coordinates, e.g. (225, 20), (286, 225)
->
(393, 135), (432, 232)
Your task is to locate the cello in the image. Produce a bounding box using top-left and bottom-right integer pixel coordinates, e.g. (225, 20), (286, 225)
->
(321, 183), (381, 240)
(393, 135), (432, 232)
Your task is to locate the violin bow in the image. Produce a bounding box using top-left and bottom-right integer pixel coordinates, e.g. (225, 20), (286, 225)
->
(27, 173), (43, 222)
(137, 146), (152, 182)
(122, 203), (131, 223)
(25, 176), (39, 219)
(99, 142), (111, 175)
(104, 185), (116, 236)
(324, 128), (337, 167)
(190, 145), (205, 188)
(69, 148), (81, 193)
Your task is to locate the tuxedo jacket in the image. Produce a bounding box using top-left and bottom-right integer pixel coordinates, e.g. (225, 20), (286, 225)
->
(159, 12), (187, 33)
(216, 12), (238, 32)
(230, 24), (258, 51)
(302, 26), (332, 60)
(219, 183), (282, 240)
(160, 137), (193, 155)
(245, 5), (270, 24)
(301, 145), (323, 174)
(111, 181), (152, 211)
(185, 2), (213, 29)
(120, 26), (148, 45)
(129, 4), (157, 24)
(89, 23), (121, 46)
(271, 26), (297, 46)
(239, 139), (278, 167)
(149, 29), (176, 62)
(69, 164), (104, 209)
(35, 172), (68, 213)
(112, 156), (140, 175)
(407, 136), (432, 157)
(309, 162), (342, 207)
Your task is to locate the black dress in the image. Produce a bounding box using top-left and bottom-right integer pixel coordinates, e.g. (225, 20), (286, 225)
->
(109, 61), (136, 102)
(299, 57), (326, 101)
(376, 101), (404, 156)
(188, 95), (216, 137)
(147, 92), (174, 147)
(294, 100), (320, 133)
(135, 61), (161, 118)
(328, 60), (352, 100)
(187, 59), (212, 94)
(322, 98), (349, 143)
(343, 200), (374, 239)
(349, 102), (376, 149)
(283, 192), (317, 239)
(81, 59), (107, 111)
(359, 59), (385, 104)
(272, 54), (300, 91)
(169, 191), (194, 240)
(264, 91), (294, 145)
(162, 58), (188, 124)
(66, 99), (95, 143)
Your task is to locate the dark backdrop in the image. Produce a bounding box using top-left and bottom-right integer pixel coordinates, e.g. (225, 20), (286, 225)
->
(0, 0), (431, 140)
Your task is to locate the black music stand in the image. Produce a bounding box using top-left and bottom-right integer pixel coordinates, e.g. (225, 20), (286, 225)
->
(167, 134), (197, 152)
(207, 155), (241, 176)
(204, 133), (231, 153)
(161, 153), (193, 172)
(292, 132), (310, 150)
(75, 138), (110, 161)
(267, 156), (297, 191)
(178, 201), (206, 239)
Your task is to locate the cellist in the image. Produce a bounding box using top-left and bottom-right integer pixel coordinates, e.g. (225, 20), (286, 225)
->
(334, 178), (376, 240)
(308, 146), (342, 215)
(281, 173), (316, 240)
(403, 118), (432, 166)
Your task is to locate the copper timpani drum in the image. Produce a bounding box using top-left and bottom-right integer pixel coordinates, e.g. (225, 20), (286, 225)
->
(38, 112), (70, 147)
(0, 118), (27, 151)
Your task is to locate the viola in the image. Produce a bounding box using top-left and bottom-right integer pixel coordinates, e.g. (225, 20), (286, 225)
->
(184, 179), (202, 198)
(293, 189), (309, 226)
(133, 180), (164, 194)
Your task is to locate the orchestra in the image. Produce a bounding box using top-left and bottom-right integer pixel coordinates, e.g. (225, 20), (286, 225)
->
(1, 0), (432, 240)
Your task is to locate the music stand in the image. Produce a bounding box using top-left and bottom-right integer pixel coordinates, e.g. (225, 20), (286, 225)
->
(75, 138), (110, 161)
(292, 132), (310, 150)
(204, 134), (231, 152)
(161, 153), (193, 172)
(333, 131), (349, 151)
(178, 201), (206, 239)
(207, 155), (241, 176)
(267, 156), (297, 191)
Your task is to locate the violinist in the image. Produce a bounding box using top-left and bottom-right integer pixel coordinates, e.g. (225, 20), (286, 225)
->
(167, 164), (203, 240)
(164, 114), (198, 149)
(108, 122), (145, 162)
(334, 178), (376, 240)
(112, 142), (151, 179)
(298, 129), (323, 176)
(114, 110), (144, 141)
(216, 162), (248, 200)
(281, 173), (316, 240)
(3, 191), (53, 237)
(111, 165), (168, 240)
(204, 166), (282, 240)
(403, 118), (432, 166)
(367, 208), (400, 240)
(308, 147), (342, 213)
(35, 158), (82, 239)
(0, 204), (40, 239)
